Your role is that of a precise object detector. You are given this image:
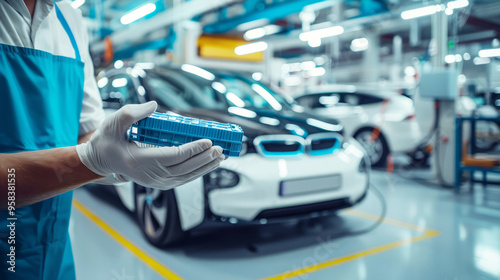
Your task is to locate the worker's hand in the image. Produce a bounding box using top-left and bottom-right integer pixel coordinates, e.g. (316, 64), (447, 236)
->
(76, 101), (224, 190)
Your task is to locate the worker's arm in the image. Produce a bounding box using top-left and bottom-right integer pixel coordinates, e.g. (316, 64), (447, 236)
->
(0, 146), (102, 208)
(1, 102), (224, 210)
(0, 131), (98, 208)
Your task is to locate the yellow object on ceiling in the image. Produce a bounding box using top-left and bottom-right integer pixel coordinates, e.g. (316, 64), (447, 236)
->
(197, 35), (264, 62)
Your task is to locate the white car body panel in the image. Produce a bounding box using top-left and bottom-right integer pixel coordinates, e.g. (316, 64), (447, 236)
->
(113, 138), (368, 230)
(173, 180), (205, 231)
(209, 138), (368, 221)
(301, 89), (423, 153)
(114, 181), (135, 211)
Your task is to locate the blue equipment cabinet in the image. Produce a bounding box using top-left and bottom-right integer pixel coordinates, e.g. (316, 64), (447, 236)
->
(455, 116), (500, 191)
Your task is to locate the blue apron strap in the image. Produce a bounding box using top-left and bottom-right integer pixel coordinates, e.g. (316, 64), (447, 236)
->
(54, 4), (81, 61)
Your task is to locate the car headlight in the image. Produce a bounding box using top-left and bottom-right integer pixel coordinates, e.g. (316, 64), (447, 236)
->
(204, 168), (240, 189)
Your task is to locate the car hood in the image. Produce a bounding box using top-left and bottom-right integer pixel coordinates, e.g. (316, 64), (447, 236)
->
(159, 107), (343, 139)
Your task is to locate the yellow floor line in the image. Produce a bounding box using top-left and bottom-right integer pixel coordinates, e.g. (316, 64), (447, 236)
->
(74, 199), (441, 280)
(261, 230), (440, 280)
(72, 199), (183, 280)
(261, 208), (441, 280)
(343, 208), (432, 233)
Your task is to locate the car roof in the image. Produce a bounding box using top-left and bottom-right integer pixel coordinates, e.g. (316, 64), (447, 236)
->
(303, 84), (401, 99)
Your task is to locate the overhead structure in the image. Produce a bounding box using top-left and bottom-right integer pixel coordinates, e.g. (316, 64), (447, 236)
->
(91, 0), (239, 54)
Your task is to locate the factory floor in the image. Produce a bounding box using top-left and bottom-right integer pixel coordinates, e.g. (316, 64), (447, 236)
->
(70, 170), (500, 280)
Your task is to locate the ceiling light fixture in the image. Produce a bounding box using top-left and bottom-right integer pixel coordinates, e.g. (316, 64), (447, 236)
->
(402, 0), (468, 20)
(299, 26), (344, 41)
(350, 38), (369, 52)
(308, 38), (321, 48)
(401, 5), (442, 20)
(473, 57), (491, 65)
(447, 0), (469, 9)
(235, 41), (268, 55)
(478, 48), (500, 58)
(244, 25), (281, 41)
(121, 3), (156, 25)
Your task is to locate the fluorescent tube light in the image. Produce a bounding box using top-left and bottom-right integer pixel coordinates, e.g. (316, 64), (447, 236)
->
(447, 0), (469, 9)
(300, 61), (316, 71)
(473, 57), (491, 65)
(244, 25), (281, 41)
(401, 5), (441, 20)
(308, 38), (321, 48)
(299, 26), (344, 41)
(478, 48), (500, 58)
(445, 54), (456, 63)
(121, 3), (156, 25)
(244, 28), (266, 41)
(350, 38), (369, 52)
(235, 42), (268, 55)
(236, 19), (269, 32)
(402, 1), (468, 20)
(309, 67), (326, 77)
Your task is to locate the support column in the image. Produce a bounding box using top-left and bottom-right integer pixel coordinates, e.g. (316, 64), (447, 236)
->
(390, 35), (402, 81)
(431, 8), (447, 68)
(362, 34), (380, 83)
(431, 8), (456, 186)
(327, 2), (342, 84)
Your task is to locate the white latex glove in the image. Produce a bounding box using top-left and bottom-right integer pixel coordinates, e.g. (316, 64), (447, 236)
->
(92, 173), (128, 185)
(76, 101), (224, 190)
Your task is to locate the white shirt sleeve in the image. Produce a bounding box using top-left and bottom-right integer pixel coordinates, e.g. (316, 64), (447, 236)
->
(78, 19), (105, 136)
(57, 2), (106, 136)
(79, 32), (105, 136)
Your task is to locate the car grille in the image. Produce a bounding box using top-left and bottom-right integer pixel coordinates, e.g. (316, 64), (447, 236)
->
(253, 135), (306, 158)
(253, 133), (343, 158)
(307, 132), (343, 156)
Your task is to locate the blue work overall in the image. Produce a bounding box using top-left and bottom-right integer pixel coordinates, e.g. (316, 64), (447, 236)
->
(0, 4), (84, 279)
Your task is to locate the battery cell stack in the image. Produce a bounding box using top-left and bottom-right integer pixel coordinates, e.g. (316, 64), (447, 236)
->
(128, 112), (244, 157)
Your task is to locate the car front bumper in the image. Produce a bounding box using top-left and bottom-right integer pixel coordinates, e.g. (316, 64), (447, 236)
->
(206, 138), (369, 222)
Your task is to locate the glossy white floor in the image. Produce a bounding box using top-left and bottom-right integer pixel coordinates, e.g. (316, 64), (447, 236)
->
(70, 170), (500, 280)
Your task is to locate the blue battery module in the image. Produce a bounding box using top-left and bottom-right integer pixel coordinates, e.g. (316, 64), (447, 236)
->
(128, 112), (244, 157)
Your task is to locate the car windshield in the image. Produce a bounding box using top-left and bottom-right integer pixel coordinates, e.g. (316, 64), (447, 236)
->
(145, 68), (291, 112)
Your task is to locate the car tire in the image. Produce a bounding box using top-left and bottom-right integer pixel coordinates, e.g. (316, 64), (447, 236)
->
(354, 127), (390, 167)
(134, 184), (185, 247)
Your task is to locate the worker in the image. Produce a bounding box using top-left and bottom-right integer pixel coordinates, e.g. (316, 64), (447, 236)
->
(0, 1), (224, 279)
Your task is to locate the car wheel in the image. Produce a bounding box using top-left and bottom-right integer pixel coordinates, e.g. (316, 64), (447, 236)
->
(473, 137), (496, 153)
(134, 184), (185, 247)
(354, 128), (389, 167)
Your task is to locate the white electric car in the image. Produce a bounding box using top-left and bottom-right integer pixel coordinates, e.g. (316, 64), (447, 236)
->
(295, 85), (423, 166)
(97, 64), (369, 247)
